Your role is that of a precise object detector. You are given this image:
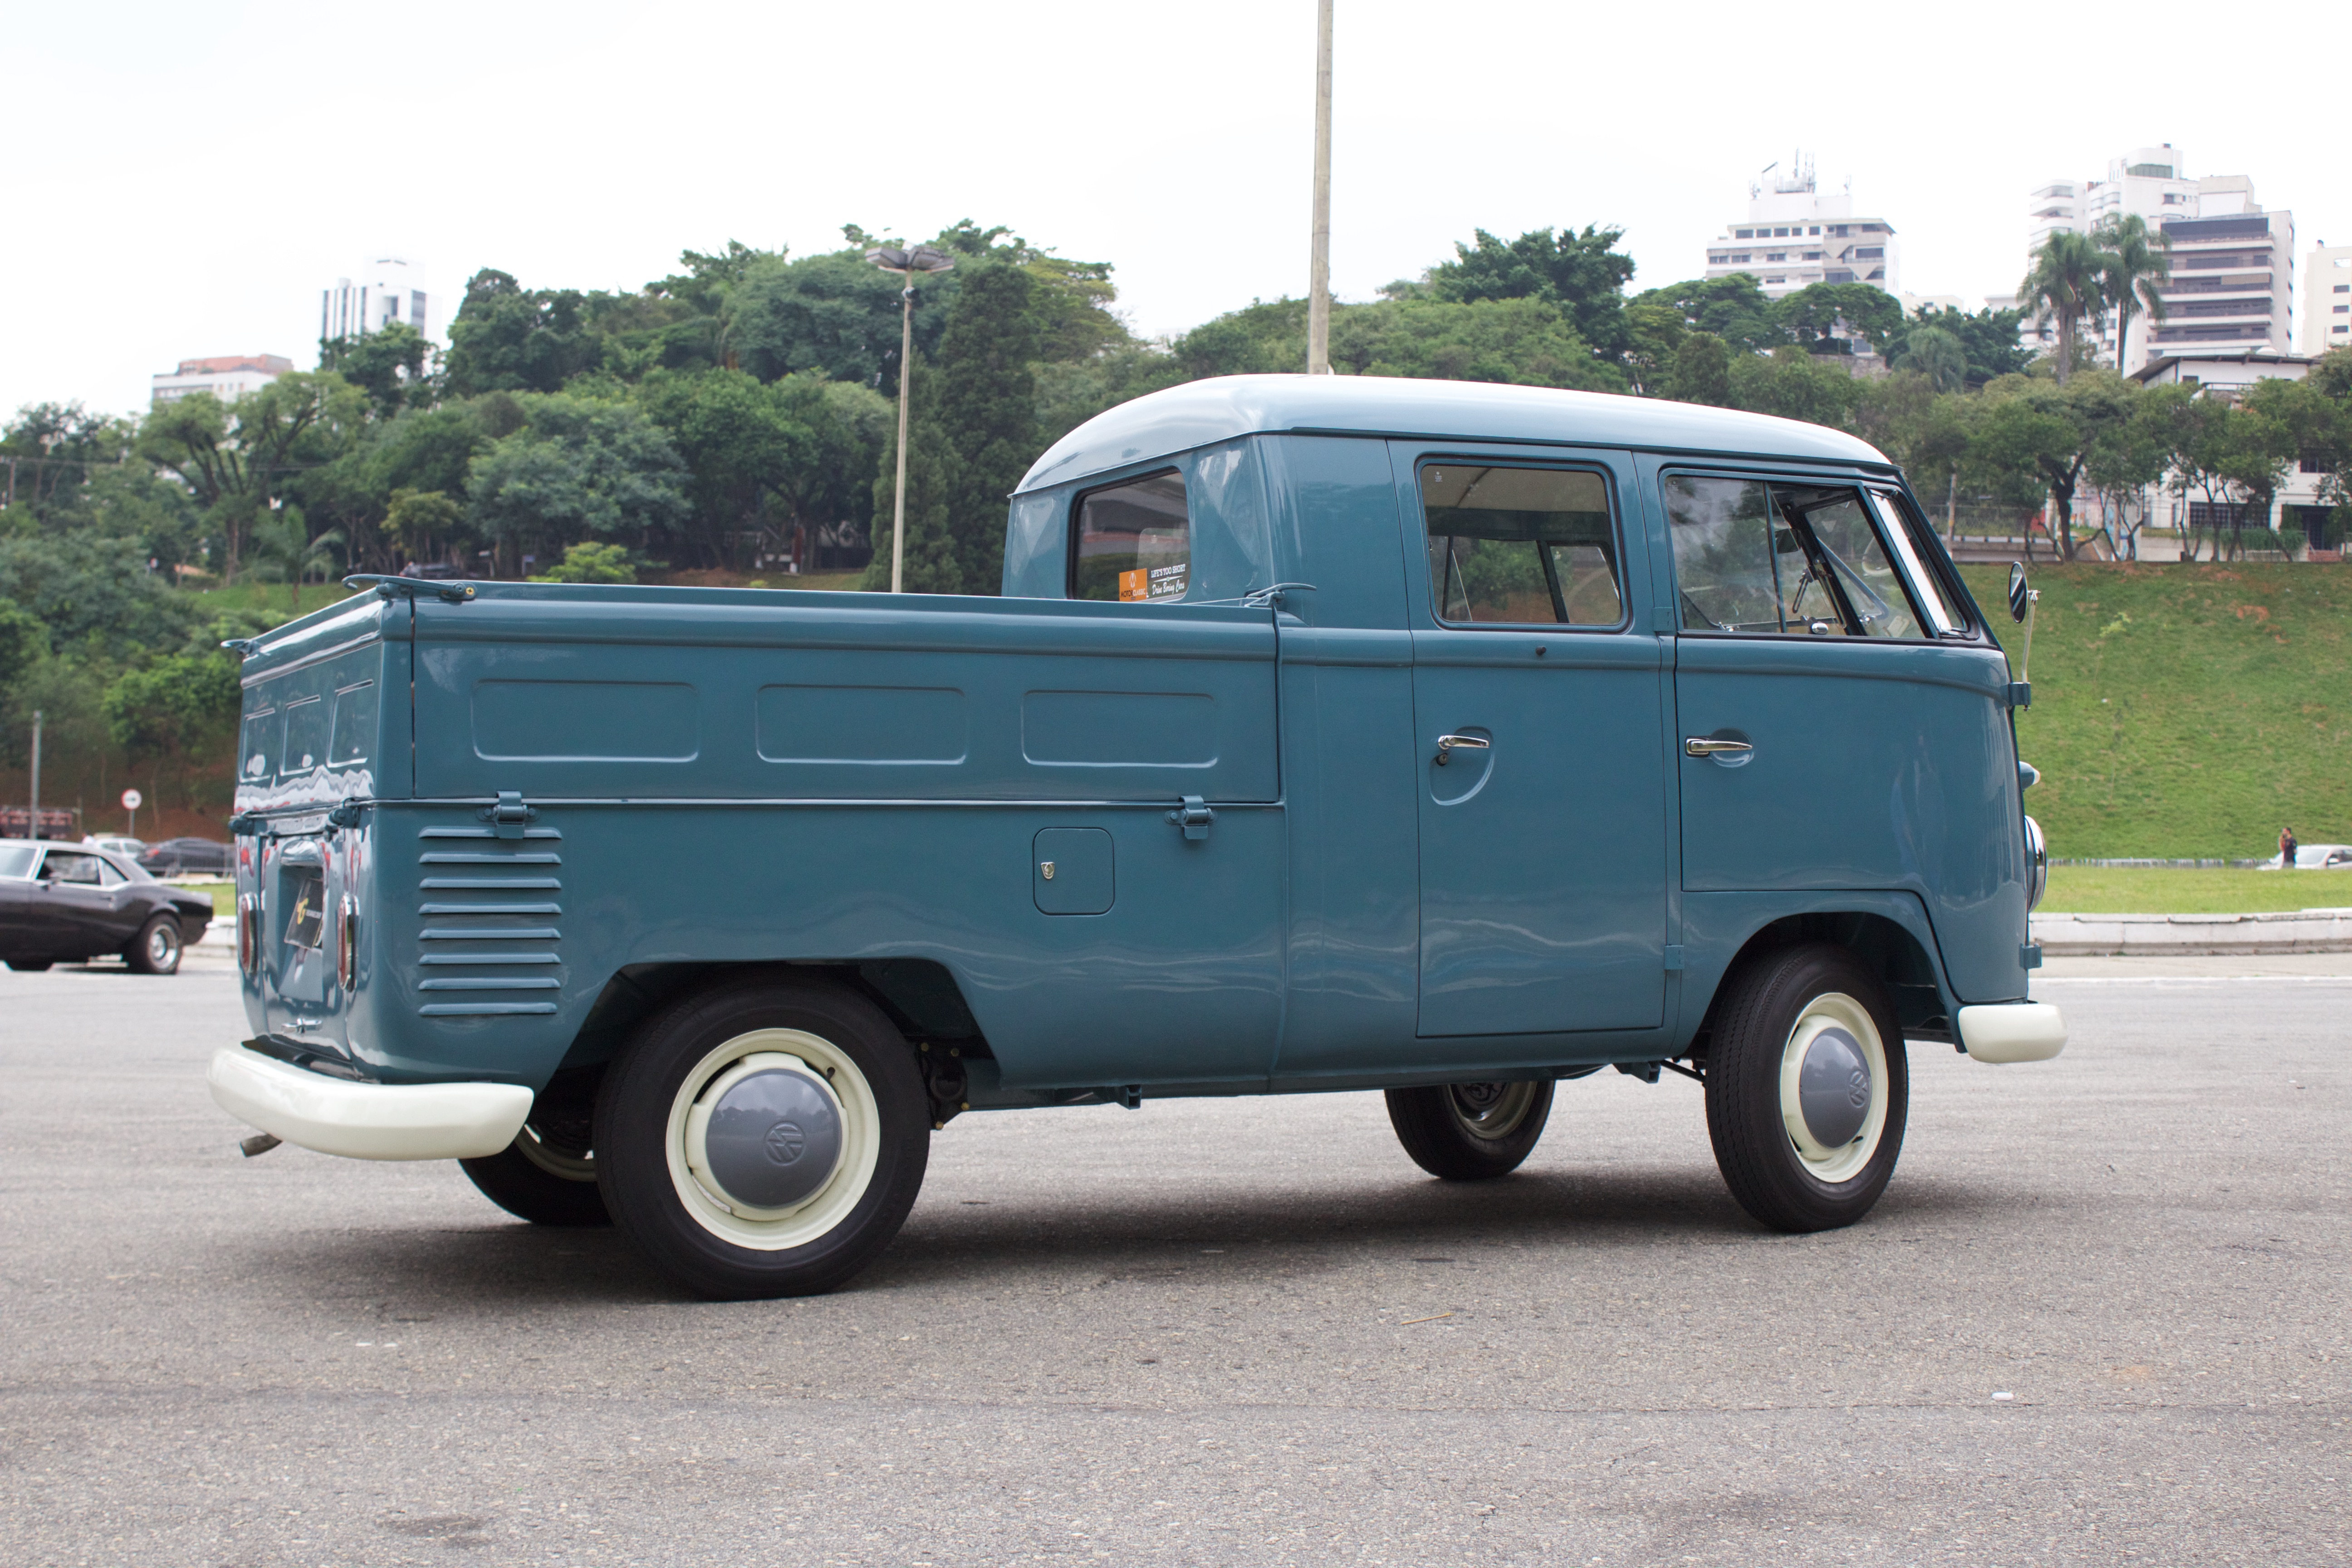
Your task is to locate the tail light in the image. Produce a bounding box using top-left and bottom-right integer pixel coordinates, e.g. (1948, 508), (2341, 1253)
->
(337, 894), (358, 990)
(236, 893), (259, 976)
(2023, 815), (2048, 912)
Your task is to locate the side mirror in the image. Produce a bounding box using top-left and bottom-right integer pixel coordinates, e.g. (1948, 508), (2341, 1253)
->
(2007, 561), (2030, 623)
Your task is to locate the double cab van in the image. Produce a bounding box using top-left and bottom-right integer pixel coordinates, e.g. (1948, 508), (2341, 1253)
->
(209, 376), (2063, 1298)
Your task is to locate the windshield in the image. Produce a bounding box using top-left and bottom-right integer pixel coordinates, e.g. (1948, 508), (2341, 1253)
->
(0, 845), (35, 879)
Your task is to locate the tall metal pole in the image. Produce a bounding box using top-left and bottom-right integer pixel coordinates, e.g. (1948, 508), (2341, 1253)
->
(1307, 0), (1334, 374)
(890, 284), (915, 594)
(28, 710), (41, 841)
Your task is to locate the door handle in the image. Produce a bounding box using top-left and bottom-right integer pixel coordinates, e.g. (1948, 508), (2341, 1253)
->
(1434, 734), (1490, 765)
(1684, 737), (1755, 758)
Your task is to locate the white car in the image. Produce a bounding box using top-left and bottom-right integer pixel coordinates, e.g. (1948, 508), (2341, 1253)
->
(84, 835), (147, 859)
(2262, 844), (2352, 869)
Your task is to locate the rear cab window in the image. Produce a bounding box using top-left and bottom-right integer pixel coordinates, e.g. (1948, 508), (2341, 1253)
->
(1071, 470), (1190, 603)
(1421, 462), (1627, 627)
(1664, 475), (1965, 639)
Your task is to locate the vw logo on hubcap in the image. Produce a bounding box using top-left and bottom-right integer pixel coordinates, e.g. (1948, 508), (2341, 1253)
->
(704, 1067), (843, 1209)
(764, 1120), (806, 1164)
(1798, 1026), (1872, 1150)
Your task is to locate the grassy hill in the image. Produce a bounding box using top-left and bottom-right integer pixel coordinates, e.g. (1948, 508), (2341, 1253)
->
(1955, 563), (2352, 860)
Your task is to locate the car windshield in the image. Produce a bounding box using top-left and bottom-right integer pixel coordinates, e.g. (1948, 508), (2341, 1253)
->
(0, 845), (35, 879)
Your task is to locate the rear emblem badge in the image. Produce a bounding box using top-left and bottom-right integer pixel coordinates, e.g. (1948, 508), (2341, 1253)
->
(764, 1121), (806, 1164)
(1040, 862), (1056, 880)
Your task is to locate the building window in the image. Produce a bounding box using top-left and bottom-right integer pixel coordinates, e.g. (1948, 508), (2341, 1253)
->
(1803, 251), (1822, 260)
(1774, 228), (1789, 237)
(1730, 254), (1750, 264)
(1765, 277), (1786, 285)
(1766, 252), (1785, 262)
(1736, 229), (1753, 239)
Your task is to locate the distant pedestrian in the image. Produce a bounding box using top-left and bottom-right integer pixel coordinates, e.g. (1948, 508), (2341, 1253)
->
(2280, 826), (2299, 869)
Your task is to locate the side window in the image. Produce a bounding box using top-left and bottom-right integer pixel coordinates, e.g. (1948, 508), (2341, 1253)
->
(1666, 475), (1927, 638)
(96, 858), (126, 886)
(279, 696), (328, 779)
(1867, 491), (1966, 636)
(330, 681), (376, 766)
(1072, 470), (1189, 603)
(239, 707), (279, 784)
(1421, 463), (1625, 626)
(40, 851), (102, 885)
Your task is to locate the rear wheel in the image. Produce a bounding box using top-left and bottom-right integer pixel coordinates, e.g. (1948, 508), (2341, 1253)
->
(595, 975), (930, 1299)
(1703, 942), (1908, 1233)
(461, 1123), (610, 1227)
(5, 957), (53, 972)
(1385, 1079), (1555, 1181)
(126, 915), (182, 975)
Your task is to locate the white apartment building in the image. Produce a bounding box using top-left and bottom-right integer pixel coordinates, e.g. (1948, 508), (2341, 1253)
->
(149, 353), (293, 407)
(1703, 156), (1898, 301)
(2022, 147), (2294, 373)
(2132, 351), (2332, 549)
(2303, 244), (2352, 354)
(323, 257), (431, 344)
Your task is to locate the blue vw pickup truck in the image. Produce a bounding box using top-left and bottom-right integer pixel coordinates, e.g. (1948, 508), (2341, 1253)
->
(210, 376), (2063, 1299)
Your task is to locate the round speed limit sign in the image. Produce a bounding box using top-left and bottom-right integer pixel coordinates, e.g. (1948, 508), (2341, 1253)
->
(121, 789), (142, 811)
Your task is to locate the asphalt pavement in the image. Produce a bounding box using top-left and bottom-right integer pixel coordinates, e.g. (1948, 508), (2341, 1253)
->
(2, 951), (2345, 1567)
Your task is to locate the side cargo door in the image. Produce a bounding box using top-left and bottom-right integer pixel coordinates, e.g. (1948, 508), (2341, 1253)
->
(1392, 443), (1670, 1039)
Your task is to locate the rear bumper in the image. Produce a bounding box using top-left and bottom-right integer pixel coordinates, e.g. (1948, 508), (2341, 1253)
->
(1956, 1002), (2067, 1063)
(206, 1045), (532, 1160)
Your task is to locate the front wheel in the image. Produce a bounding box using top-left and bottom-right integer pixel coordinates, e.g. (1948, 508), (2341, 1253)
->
(595, 976), (930, 1299)
(126, 915), (182, 975)
(1385, 1079), (1555, 1181)
(1703, 942), (1908, 1233)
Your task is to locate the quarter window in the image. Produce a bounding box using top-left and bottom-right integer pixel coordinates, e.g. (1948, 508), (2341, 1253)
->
(1421, 464), (1624, 626)
(1666, 475), (1929, 639)
(330, 681), (376, 766)
(1072, 470), (1190, 603)
(280, 696), (328, 779)
(239, 708), (279, 783)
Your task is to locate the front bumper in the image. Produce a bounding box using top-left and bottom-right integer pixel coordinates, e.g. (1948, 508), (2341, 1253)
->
(207, 1046), (532, 1160)
(1956, 1002), (2067, 1063)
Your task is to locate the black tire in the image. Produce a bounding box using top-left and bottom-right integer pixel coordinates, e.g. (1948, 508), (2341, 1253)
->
(5, 957), (53, 972)
(1703, 942), (1909, 1234)
(1385, 1079), (1555, 1181)
(594, 975), (930, 1299)
(125, 915), (182, 975)
(461, 1132), (611, 1227)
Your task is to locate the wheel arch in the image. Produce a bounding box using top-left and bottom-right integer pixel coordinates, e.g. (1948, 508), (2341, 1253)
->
(1677, 899), (1955, 1064)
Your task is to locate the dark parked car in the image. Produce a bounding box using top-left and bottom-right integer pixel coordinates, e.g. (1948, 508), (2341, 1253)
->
(399, 561), (464, 580)
(0, 840), (214, 973)
(138, 836), (233, 877)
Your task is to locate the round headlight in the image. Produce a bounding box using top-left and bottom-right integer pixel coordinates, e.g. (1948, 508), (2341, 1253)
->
(2023, 814), (2048, 912)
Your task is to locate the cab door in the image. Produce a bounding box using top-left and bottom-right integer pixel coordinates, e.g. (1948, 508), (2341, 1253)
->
(1396, 446), (1669, 1038)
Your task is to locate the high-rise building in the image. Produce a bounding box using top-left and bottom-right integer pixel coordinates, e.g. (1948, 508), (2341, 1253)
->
(1703, 155), (1898, 301)
(2303, 244), (2352, 354)
(150, 353), (293, 407)
(2021, 147), (2293, 373)
(322, 257), (431, 344)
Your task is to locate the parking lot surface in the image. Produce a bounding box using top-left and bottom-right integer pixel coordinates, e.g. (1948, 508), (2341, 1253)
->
(2, 956), (2345, 1566)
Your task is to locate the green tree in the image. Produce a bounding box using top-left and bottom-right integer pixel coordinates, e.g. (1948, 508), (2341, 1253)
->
(1776, 282), (1903, 356)
(1971, 370), (2139, 558)
(0, 597), (47, 695)
(1328, 297), (1626, 391)
(1892, 326), (1969, 392)
(0, 532), (195, 657)
(2094, 213), (2172, 373)
(0, 402), (131, 517)
(245, 507), (346, 612)
(1423, 225), (1638, 362)
(1628, 275), (1786, 354)
(2019, 230), (2108, 386)
(101, 652), (244, 808)
(637, 368), (815, 569)
(1903, 304), (2034, 386)
(384, 488), (468, 568)
(529, 541), (637, 583)
(136, 372), (363, 578)
(1662, 333), (1734, 407)
(1728, 347), (1862, 429)
(444, 270), (607, 396)
(319, 322), (434, 417)
(1620, 299), (1688, 396)
(467, 394), (692, 574)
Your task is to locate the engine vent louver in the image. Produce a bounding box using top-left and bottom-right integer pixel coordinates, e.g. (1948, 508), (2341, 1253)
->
(414, 825), (564, 1016)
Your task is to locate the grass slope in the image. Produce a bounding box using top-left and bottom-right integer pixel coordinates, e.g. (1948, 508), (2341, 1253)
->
(1956, 564), (2352, 859)
(2040, 866), (2352, 914)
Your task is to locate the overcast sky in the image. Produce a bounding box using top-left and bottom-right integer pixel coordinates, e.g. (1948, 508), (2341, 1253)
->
(6, 0), (2342, 419)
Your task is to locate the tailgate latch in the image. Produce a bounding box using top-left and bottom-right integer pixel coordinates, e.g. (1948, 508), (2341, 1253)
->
(480, 791), (536, 839)
(1166, 796), (1214, 843)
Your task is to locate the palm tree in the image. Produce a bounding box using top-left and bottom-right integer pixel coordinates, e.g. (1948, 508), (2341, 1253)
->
(246, 508), (346, 613)
(2094, 213), (2172, 374)
(1894, 326), (1969, 392)
(2019, 230), (2107, 385)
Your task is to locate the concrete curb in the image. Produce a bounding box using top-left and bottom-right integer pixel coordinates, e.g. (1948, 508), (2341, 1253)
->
(2033, 909), (2352, 956)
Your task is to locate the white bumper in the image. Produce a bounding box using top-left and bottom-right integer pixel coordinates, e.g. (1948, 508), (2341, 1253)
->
(207, 1046), (533, 1161)
(1956, 1002), (2068, 1064)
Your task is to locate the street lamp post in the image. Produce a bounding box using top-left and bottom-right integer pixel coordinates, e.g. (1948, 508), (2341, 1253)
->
(863, 244), (957, 593)
(1307, 0), (1334, 375)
